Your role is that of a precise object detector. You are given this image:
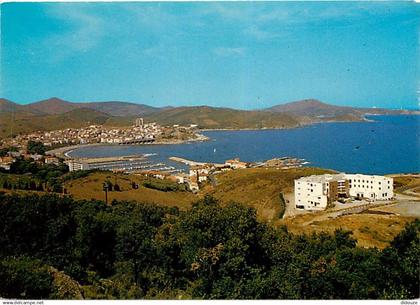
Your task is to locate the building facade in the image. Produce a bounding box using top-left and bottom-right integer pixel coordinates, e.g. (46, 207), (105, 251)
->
(65, 160), (89, 172)
(345, 174), (393, 201)
(294, 173), (393, 211)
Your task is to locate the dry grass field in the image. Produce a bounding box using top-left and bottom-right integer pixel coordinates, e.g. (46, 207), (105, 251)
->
(64, 172), (198, 210)
(1, 168), (418, 249)
(282, 211), (416, 249)
(201, 167), (334, 221)
(392, 174), (420, 196)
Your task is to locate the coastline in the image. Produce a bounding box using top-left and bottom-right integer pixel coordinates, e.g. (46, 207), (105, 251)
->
(199, 117), (369, 132)
(47, 133), (210, 158)
(47, 113), (417, 159)
(46, 121), (359, 158)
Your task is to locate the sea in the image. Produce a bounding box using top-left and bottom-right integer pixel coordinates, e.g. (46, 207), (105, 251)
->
(68, 115), (420, 175)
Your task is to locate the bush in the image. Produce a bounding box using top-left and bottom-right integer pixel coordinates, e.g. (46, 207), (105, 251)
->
(27, 141), (46, 155)
(278, 192), (286, 219)
(142, 179), (185, 192)
(0, 256), (54, 299)
(0, 193), (418, 300)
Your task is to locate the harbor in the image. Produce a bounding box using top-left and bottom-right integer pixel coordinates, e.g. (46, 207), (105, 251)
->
(64, 154), (185, 174)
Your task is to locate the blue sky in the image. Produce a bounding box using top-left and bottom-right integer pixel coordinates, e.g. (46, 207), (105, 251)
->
(1, 1), (418, 109)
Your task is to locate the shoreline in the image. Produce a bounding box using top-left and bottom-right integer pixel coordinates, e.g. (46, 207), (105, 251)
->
(45, 118), (373, 158)
(46, 113), (415, 158)
(199, 118), (369, 132)
(47, 133), (210, 158)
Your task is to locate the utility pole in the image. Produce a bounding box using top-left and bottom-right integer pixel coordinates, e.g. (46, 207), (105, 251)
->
(103, 182), (109, 204)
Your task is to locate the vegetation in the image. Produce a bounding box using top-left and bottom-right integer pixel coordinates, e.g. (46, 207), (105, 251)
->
(393, 175), (420, 195)
(0, 108), (113, 138)
(0, 256), (54, 299)
(142, 178), (187, 192)
(201, 167), (334, 221)
(27, 140), (46, 155)
(2, 158), (69, 192)
(0, 192), (418, 300)
(1, 97), (414, 139)
(143, 106), (301, 129)
(0, 146), (18, 157)
(278, 192), (286, 219)
(64, 172), (196, 210)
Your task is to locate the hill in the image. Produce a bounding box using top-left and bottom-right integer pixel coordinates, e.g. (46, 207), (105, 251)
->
(77, 101), (160, 116)
(1, 97), (418, 138)
(0, 108), (112, 138)
(144, 106), (301, 129)
(0, 98), (24, 113)
(266, 99), (412, 119)
(0, 98), (42, 115)
(25, 97), (78, 114)
(25, 97), (159, 116)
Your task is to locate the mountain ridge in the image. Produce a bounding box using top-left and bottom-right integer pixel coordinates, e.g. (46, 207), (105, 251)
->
(0, 97), (417, 138)
(25, 97), (160, 116)
(3, 97), (414, 116)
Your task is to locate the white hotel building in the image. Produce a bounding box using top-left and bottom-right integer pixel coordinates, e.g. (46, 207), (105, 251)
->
(294, 173), (393, 211)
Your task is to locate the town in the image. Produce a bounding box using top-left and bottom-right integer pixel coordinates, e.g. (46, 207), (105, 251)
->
(0, 117), (203, 149)
(0, 118), (308, 193)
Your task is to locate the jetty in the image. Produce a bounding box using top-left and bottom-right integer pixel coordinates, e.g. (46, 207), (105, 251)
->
(169, 156), (225, 167)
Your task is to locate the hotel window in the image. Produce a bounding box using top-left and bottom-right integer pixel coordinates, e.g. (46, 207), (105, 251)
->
(379, 187), (381, 190)
(379, 182), (381, 185)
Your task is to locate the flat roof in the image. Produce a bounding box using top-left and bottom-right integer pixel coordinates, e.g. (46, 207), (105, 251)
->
(296, 173), (347, 183)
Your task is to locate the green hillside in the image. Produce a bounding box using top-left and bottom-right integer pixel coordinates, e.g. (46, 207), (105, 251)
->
(1, 97), (417, 139)
(0, 108), (112, 138)
(144, 106), (301, 129)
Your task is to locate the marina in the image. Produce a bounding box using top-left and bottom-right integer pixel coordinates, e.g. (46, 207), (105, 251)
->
(64, 154), (183, 174)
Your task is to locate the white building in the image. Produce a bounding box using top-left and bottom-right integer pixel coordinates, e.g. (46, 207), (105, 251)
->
(225, 158), (248, 169)
(294, 173), (393, 211)
(345, 174), (393, 201)
(65, 159), (89, 172)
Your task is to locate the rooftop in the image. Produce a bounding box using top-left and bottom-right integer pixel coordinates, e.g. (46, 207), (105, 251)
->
(296, 173), (347, 183)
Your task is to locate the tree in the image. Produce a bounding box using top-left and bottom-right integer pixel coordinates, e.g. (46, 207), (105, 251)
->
(27, 140), (46, 155)
(0, 256), (54, 299)
(105, 180), (113, 192)
(379, 220), (420, 299)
